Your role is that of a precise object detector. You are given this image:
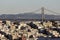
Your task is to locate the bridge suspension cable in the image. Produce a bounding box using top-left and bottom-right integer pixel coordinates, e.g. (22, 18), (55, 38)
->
(27, 8), (41, 13)
(44, 8), (60, 14)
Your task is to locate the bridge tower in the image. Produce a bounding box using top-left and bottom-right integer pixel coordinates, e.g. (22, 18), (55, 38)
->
(41, 7), (45, 23)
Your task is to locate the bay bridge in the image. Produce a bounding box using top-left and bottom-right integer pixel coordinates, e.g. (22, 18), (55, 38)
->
(0, 7), (60, 21)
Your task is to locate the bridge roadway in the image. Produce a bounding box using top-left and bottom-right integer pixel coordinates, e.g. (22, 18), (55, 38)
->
(0, 19), (60, 22)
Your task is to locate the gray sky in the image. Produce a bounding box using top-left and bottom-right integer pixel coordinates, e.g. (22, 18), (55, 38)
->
(0, 0), (60, 14)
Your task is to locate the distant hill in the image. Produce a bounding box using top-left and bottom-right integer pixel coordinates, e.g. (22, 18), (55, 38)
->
(0, 13), (60, 21)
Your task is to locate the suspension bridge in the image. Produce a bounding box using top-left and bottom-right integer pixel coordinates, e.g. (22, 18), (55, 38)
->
(0, 7), (60, 21)
(27, 7), (60, 21)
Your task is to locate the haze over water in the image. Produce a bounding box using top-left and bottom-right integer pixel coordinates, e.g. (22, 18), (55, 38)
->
(0, 0), (60, 15)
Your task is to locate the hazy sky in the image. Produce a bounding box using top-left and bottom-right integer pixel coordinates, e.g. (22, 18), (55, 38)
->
(0, 0), (60, 14)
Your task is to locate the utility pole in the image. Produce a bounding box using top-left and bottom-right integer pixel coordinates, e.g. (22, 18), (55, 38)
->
(41, 7), (45, 23)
